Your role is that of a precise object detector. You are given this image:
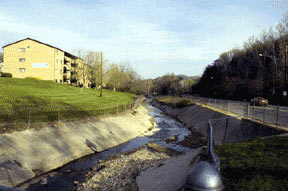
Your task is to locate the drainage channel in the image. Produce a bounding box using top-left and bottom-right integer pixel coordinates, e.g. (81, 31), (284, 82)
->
(18, 101), (192, 191)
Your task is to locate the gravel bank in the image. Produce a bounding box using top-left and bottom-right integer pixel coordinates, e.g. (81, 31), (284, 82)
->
(75, 143), (180, 191)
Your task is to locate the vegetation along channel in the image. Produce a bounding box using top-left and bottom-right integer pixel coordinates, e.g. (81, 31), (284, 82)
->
(17, 100), (193, 191)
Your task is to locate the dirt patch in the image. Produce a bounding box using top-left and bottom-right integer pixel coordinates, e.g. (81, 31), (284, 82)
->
(178, 132), (207, 148)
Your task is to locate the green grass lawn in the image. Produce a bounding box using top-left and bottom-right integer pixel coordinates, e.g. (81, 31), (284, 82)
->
(0, 78), (134, 128)
(215, 136), (288, 191)
(155, 96), (193, 108)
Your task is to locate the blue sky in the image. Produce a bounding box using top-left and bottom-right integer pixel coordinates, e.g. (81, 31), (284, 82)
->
(0, 0), (286, 79)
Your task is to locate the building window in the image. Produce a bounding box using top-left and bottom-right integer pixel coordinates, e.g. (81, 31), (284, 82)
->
(19, 48), (25, 52)
(19, 58), (25, 62)
(19, 68), (25, 73)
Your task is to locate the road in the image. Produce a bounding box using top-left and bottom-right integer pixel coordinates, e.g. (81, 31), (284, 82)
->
(193, 98), (288, 128)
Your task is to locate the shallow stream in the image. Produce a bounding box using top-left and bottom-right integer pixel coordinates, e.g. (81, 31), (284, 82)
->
(18, 100), (192, 191)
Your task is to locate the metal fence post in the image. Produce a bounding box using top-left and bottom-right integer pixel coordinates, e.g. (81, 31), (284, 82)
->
(221, 100), (223, 110)
(227, 101), (229, 112)
(220, 100), (222, 110)
(28, 108), (31, 127)
(252, 102), (255, 119)
(58, 108), (60, 122)
(247, 103), (249, 118)
(238, 102), (241, 115)
(223, 118), (229, 144)
(263, 106), (266, 122)
(276, 105), (279, 127)
(243, 103), (247, 118)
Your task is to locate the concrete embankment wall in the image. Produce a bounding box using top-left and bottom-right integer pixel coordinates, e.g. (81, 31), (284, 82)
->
(152, 100), (285, 145)
(0, 105), (154, 187)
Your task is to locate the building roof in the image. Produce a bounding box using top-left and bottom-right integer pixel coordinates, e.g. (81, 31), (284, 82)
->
(2, 38), (82, 60)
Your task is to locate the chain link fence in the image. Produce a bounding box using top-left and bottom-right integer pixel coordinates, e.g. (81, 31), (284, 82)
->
(207, 117), (284, 145)
(0, 100), (139, 130)
(190, 97), (288, 129)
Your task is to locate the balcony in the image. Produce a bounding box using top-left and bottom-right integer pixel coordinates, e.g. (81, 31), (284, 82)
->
(70, 77), (77, 83)
(71, 62), (77, 67)
(64, 60), (69, 65)
(63, 66), (70, 73)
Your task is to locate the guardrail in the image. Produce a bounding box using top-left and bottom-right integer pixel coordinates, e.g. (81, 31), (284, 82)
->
(190, 97), (288, 129)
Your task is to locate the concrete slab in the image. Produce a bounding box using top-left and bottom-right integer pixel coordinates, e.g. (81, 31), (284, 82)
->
(136, 148), (202, 191)
(0, 154), (34, 187)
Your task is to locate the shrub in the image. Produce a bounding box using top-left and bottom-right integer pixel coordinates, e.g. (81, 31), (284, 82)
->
(175, 98), (192, 107)
(25, 77), (41, 80)
(0, 72), (12, 77)
(156, 96), (193, 108)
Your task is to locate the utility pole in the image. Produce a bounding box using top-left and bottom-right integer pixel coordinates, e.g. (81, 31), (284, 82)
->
(285, 45), (288, 88)
(284, 45), (288, 103)
(100, 52), (103, 97)
(274, 54), (277, 96)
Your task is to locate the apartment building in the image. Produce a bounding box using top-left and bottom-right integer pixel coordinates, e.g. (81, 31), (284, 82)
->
(2, 38), (90, 87)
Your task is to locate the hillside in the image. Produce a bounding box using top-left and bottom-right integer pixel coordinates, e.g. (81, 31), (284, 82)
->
(0, 78), (134, 128)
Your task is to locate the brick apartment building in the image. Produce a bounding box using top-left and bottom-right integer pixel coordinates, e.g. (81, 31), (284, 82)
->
(2, 38), (90, 87)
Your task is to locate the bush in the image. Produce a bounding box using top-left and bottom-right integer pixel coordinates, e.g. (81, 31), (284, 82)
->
(175, 98), (192, 107)
(0, 72), (12, 77)
(156, 96), (193, 108)
(25, 77), (41, 80)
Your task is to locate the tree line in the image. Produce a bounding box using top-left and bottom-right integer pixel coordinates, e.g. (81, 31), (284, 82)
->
(74, 50), (152, 95)
(151, 74), (198, 96)
(193, 15), (288, 104)
(74, 50), (200, 96)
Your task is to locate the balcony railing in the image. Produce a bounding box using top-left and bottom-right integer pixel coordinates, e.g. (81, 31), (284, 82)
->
(71, 62), (77, 67)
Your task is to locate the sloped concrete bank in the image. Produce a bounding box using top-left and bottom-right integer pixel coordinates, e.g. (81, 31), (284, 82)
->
(0, 104), (154, 188)
(152, 100), (286, 144)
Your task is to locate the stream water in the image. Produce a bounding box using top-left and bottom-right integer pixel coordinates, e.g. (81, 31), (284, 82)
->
(18, 101), (192, 191)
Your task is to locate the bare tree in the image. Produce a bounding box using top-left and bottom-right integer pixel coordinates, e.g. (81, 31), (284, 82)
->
(73, 49), (91, 89)
(106, 63), (120, 91)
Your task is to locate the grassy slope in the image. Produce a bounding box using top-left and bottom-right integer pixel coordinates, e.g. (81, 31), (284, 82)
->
(0, 78), (134, 124)
(215, 136), (288, 191)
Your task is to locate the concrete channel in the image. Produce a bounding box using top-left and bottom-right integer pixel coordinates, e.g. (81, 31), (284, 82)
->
(17, 101), (193, 191)
(5, 99), (287, 191)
